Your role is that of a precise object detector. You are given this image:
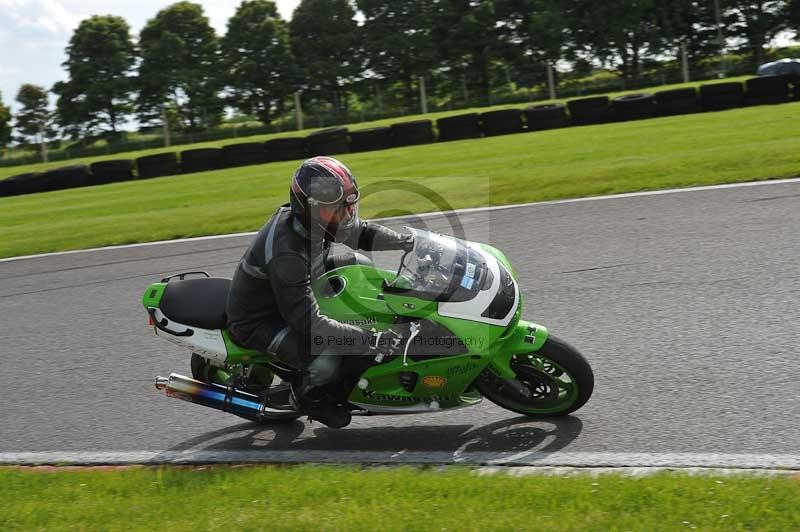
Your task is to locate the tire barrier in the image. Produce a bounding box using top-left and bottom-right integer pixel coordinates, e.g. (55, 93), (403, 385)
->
(89, 159), (134, 185)
(612, 93), (657, 121)
(264, 137), (307, 162)
(0, 177), (14, 197)
(390, 120), (435, 147)
(699, 82), (745, 111)
(221, 142), (269, 168)
(745, 75), (790, 106)
(181, 148), (223, 174)
(7, 75), (800, 199)
(0, 172), (44, 197)
(436, 113), (482, 142)
(523, 103), (569, 131)
(306, 127), (350, 156)
(41, 165), (90, 192)
(654, 88), (699, 116)
(567, 96), (613, 125)
(136, 152), (180, 179)
(349, 127), (392, 153)
(480, 109), (524, 137)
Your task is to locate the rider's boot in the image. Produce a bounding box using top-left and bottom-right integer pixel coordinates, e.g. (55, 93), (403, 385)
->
(291, 373), (352, 429)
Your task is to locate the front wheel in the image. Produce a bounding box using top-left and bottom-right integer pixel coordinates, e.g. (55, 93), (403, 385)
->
(477, 335), (594, 416)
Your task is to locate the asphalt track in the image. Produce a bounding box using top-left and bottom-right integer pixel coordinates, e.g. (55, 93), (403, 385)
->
(1, 179), (799, 468)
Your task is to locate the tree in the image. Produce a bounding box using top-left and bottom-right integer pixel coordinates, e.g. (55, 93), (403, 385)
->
(496, 0), (572, 89)
(565, 0), (666, 83)
(357, 0), (437, 110)
(655, 0), (720, 64)
(14, 84), (58, 151)
(52, 15), (136, 137)
(222, 0), (295, 124)
(138, 2), (224, 130)
(432, 0), (504, 104)
(790, 0), (800, 29)
(0, 92), (11, 150)
(726, 1), (788, 65)
(289, 0), (360, 114)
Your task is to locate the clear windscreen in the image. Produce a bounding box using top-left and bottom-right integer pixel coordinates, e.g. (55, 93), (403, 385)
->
(387, 229), (492, 302)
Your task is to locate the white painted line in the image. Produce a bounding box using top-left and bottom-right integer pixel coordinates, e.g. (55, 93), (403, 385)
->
(2, 176), (799, 264)
(1, 451), (798, 470)
(475, 466), (799, 477)
(0, 231), (259, 263)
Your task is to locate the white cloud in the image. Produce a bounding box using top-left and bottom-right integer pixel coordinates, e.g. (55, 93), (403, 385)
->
(1, 0), (83, 35)
(0, 1), (301, 110)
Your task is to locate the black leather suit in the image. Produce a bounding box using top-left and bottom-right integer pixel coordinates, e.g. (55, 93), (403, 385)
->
(226, 205), (411, 370)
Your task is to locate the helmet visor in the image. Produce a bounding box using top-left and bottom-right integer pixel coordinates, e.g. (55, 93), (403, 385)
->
(319, 201), (358, 226)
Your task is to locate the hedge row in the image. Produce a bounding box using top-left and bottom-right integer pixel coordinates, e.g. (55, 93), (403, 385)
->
(2, 76), (797, 198)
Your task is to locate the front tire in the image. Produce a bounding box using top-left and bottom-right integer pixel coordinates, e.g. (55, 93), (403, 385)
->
(477, 335), (594, 416)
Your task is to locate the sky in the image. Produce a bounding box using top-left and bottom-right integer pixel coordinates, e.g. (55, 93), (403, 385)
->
(0, 0), (301, 112)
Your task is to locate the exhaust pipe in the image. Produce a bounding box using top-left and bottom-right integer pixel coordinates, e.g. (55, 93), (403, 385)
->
(154, 373), (296, 421)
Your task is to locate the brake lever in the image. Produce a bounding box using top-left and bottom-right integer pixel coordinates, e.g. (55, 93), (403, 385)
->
(402, 322), (422, 367)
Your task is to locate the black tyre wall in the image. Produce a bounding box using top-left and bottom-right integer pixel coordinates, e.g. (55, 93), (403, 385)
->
(390, 120), (435, 147)
(221, 142), (269, 168)
(567, 96), (613, 125)
(437, 113), (482, 141)
(523, 104), (569, 131)
(745, 76), (790, 105)
(480, 109), (523, 137)
(612, 93), (656, 121)
(349, 127), (392, 153)
(89, 159), (134, 185)
(136, 152), (180, 179)
(306, 127), (350, 156)
(0, 178), (15, 197)
(181, 148), (223, 174)
(654, 88), (699, 116)
(0, 172), (45, 197)
(264, 137), (307, 162)
(41, 165), (90, 192)
(699, 82), (745, 111)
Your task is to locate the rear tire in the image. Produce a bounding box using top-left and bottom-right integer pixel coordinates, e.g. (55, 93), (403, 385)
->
(477, 335), (594, 416)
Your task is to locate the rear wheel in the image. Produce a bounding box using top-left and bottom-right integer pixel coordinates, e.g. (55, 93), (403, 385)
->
(477, 336), (594, 416)
(190, 353), (301, 424)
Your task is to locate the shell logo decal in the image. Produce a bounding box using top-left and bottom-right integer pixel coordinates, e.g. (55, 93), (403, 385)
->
(421, 376), (447, 389)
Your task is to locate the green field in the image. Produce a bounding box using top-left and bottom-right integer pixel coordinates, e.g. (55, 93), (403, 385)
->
(1, 466), (797, 531)
(0, 76), (751, 180)
(1, 101), (798, 259)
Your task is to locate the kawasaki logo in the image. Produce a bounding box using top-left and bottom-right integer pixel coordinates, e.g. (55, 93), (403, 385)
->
(362, 390), (454, 403)
(342, 317), (378, 327)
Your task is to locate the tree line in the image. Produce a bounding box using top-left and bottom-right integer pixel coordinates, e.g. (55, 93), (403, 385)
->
(2, 0), (800, 152)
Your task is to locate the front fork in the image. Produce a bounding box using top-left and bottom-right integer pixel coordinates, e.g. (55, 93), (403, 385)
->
(487, 320), (549, 380)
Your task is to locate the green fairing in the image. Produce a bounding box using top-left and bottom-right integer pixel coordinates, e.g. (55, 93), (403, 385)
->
(221, 330), (262, 363)
(141, 282), (167, 308)
(143, 229), (590, 418)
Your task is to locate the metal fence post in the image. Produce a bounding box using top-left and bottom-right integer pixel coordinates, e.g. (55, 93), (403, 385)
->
(420, 76), (428, 114)
(294, 91), (304, 131)
(681, 42), (690, 83)
(162, 109), (171, 148)
(546, 62), (557, 100)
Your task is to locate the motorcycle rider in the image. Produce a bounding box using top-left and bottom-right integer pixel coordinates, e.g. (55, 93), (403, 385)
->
(226, 156), (413, 428)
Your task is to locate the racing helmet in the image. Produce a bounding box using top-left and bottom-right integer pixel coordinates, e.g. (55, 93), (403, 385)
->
(289, 156), (360, 242)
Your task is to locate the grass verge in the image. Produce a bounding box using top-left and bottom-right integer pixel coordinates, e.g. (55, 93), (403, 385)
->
(1, 466), (798, 531)
(0, 76), (751, 180)
(1, 101), (798, 259)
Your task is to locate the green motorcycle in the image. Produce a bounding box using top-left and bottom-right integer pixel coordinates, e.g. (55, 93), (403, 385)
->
(145, 228), (594, 424)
